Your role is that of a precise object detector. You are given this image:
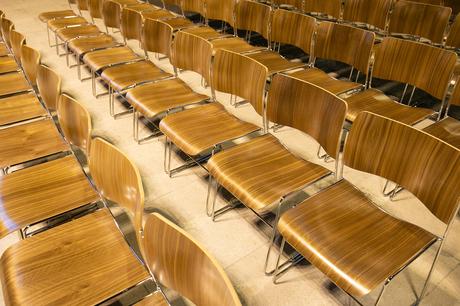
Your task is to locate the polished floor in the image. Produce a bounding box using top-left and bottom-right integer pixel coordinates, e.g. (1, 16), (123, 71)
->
(0, 0), (459, 305)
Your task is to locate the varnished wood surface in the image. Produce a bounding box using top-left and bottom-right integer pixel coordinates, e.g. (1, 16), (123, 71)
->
(38, 10), (77, 23)
(182, 0), (205, 15)
(205, 0), (236, 26)
(446, 13), (460, 49)
(235, 0), (271, 40)
(76, 0), (89, 11)
(125, 2), (157, 12)
(208, 134), (331, 213)
(273, 0), (304, 10)
(141, 9), (174, 21)
(9, 30), (25, 62)
(160, 17), (194, 30)
(121, 7), (144, 41)
(1, 18), (14, 48)
(304, 0), (341, 19)
(127, 78), (209, 118)
(423, 117), (460, 149)
(182, 26), (227, 40)
(0, 119), (69, 168)
(83, 46), (140, 71)
(389, 0), (451, 44)
(36, 64), (61, 110)
(102, 0), (123, 29)
(47, 16), (88, 32)
(0, 56), (18, 74)
(344, 111), (460, 224)
(142, 213), (242, 306)
(0, 73), (30, 97)
(0, 43), (9, 56)
(101, 60), (171, 91)
(0, 155), (99, 238)
(20, 45), (41, 86)
(278, 179), (437, 297)
(88, 0), (103, 19)
(135, 291), (168, 306)
(343, 0), (393, 30)
(289, 67), (362, 95)
(271, 9), (316, 55)
(0, 93), (46, 126)
(142, 19), (174, 57)
(372, 37), (457, 100)
(210, 37), (264, 54)
(67, 34), (117, 56)
(247, 50), (304, 76)
(56, 24), (101, 41)
(0, 209), (150, 306)
(159, 103), (259, 156)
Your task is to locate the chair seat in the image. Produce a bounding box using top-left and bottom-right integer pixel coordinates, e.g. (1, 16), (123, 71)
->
(127, 78), (208, 118)
(67, 34), (117, 56)
(0, 42), (9, 56)
(183, 26), (227, 40)
(83, 46), (140, 72)
(56, 24), (101, 42)
(101, 61), (172, 91)
(0, 155), (99, 238)
(141, 9), (174, 20)
(0, 208), (150, 305)
(135, 291), (168, 306)
(247, 51), (305, 75)
(113, 0), (140, 4)
(0, 72), (30, 97)
(161, 17), (195, 30)
(0, 119), (69, 169)
(211, 37), (264, 54)
(47, 16), (88, 32)
(38, 10), (77, 23)
(159, 103), (260, 156)
(278, 179), (436, 297)
(289, 68), (363, 95)
(208, 134), (331, 213)
(127, 3), (159, 12)
(423, 117), (460, 148)
(0, 92), (46, 126)
(0, 56), (19, 74)
(344, 88), (434, 125)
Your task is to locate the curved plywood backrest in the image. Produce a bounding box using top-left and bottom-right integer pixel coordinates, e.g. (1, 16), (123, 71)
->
(163, 0), (182, 7)
(20, 45), (41, 86)
(121, 7), (143, 41)
(77, 0), (89, 11)
(344, 112), (460, 225)
(271, 9), (316, 55)
(446, 13), (460, 49)
(36, 64), (61, 111)
(9, 30), (25, 62)
(389, 1), (451, 44)
(205, 0), (236, 27)
(1, 18), (14, 48)
(304, 0), (341, 19)
(267, 74), (347, 159)
(142, 18), (174, 57)
(88, 0), (103, 19)
(57, 94), (92, 154)
(235, 0), (271, 40)
(272, 0), (304, 10)
(343, 0), (393, 31)
(182, 0), (205, 15)
(102, 0), (123, 29)
(315, 21), (375, 74)
(142, 213), (242, 306)
(373, 37), (457, 100)
(89, 137), (145, 238)
(211, 49), (268, 116)
(171, 30), (213, 83)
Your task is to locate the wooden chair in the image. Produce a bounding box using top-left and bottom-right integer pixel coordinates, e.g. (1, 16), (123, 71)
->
(342, 0), (393, 33)
(55, 24), (101, 55)
(3, 29), (23, 72)
(46, 16), (89, 48)
(88, 0), (104, 21)
(344, 37), (457, 124)
(0, 17), (14, 49)
(182, 0), (206, 16)
(271, 0), (305, 11)
(138, 213), (242, 306)
(275, 111), (460, 305)
(0, 18), (19, 74)
(206, 74), (347, 227)
(445, 13), (460, 50)
(36, 64), (62, 112)
(0, 137), (152, 305)
(388, 0), (451, 44)
(288, 22), (374, 95)
(159, 49), (266, 176)
(205, 0), (237, 28)
(102, 0), (139, 33)
(304, 0), (341, 20)
(38, 7), (78, 23)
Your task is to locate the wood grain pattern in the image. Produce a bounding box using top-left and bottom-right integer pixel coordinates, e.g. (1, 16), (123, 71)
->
(121, 7), (144, 41)
(67, 34), (117, 56)
(21, 44), (40, 86)
(83, 46), (140, 72)
(0, 73), (30, 97)
(0, 93), (46, 126)
(142, 18), (173, 57)
(0, 42), (9, 56)
(0, 209), (149, 306)
(76, 0), (89, 11)
(37, 64), (61, 110)
(235, 0), (271, 40)
(47, 16), (88, 32)
(1, 18), (14, 48)
(0, 119), (69, 169)
(160, 17), (194, 30)
(423, 117), (460, 149)
(0, 56), (18, 74)
(159, 103), (259, 156)
(210, 37), (264, 54)
(271, 9), (316, 55)
(389, 0), (451, 44)
(182, 0), (205, 15)
(272, 0), (304, 10)
(304, 0), (341, 19)
(9, 30), (25, 62)
(88, 0), (103, 19)
(344, 111), (460, 224)
(142, 213), (242, 306)
(102, 0), (124, 29)
(0, 155), (99, 238)
(278, 179), (437, 297)
(38, 10), (77, 23)
(247, 51), (305, 76)
(56, 24), (101, 42)
(141, 8), (174, 21)
(205, 0), (236, 26)
(446, 13), (460, 49)
(343, 0), (393, 30)
(182, 26), (224, 40)
(372, 37), (457, 100)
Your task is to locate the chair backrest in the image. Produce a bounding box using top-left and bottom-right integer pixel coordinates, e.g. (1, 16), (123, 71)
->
(272, 0), (304, 10)
(446, 13), (460, 49)
(121, 7), (143, 41)
(77, 0), (89, 11)
(388, 1), (451, 44)
(20, 45), (41, 86)
(304, 0), (341, 19)
(1, 18), (14, 48)
(235, 0), (271, 41)
(36, 64), (61, 111)
(344, 111), (460, 225)
(142, 213), (242, 306)
(211, 49), (268, 117)
(163, 0), (182, 7)
(205, 0), (236, 27)
(102, 0), (123, 29)
(267, 74), (347, 159)
(57, 94), (92, 154)
(9, 30), (25, 62)
(88, 0), (103, 19)
(142, 18), (174, 58)
(171, 30), (213, 83)
(372, 37), (457, 100)
(89, 137), (145, 239)
(343, 0), (393, 31)
(183, 0), (205, 15)
(271, 9), (316, 55)
(314, 22), (375, 75)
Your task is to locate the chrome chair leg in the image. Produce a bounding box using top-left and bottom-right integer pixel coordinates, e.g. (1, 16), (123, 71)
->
(374, 279), (390, 306)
